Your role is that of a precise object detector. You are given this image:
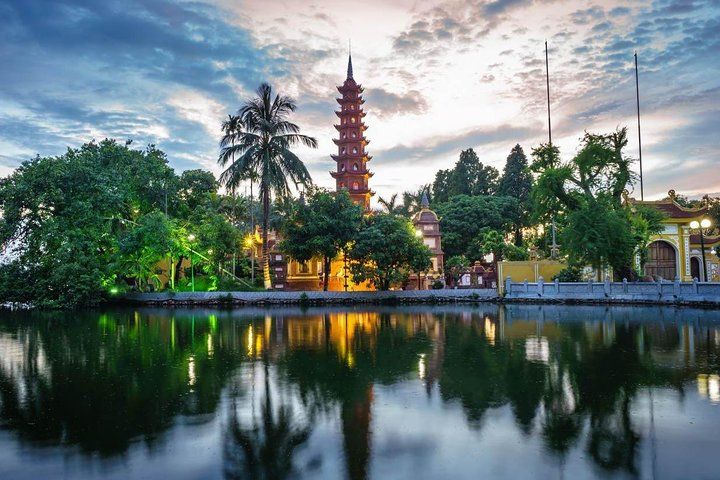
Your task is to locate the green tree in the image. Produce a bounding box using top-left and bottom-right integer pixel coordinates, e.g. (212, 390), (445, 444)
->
(377, 193), (401, 215)
(176, 169), (218, 216)
(400, 185), (431, 217)
(0, 140), (175, 306)
(116, 211), (174, 291)
(348, 213), (431, 290)
(444, 255), (469, 287)
(218, 83), (317, 289)
(432, 149), (499, 202)
(434, 195), (518, 260)
(530, 128), (642, 278)
(497, 144), (533, 245)
(278, 189), (364, 290)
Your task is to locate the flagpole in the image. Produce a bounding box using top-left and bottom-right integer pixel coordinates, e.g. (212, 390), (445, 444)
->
(545, 40), (552, 145)
(546, 40), (558, 260)
(635, 51), (644, 201)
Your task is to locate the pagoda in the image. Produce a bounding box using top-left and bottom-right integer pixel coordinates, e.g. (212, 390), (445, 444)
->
(331, 54), (374, 210)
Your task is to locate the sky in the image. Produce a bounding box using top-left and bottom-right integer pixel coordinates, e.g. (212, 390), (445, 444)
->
(1, 0), (719, 204)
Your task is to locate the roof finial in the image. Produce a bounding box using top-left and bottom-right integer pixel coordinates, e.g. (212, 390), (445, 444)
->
(421, 191), (430, 209)
(347, 40), (353, 80)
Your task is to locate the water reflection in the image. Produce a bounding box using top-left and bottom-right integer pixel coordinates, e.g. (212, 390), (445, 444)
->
(0, 305), (719, 479)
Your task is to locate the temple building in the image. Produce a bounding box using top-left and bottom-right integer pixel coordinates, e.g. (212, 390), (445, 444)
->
(330, 54), (374, 211)
(283, 54), (377, 291)
(271, 54), (445, 291)
(633, 191), (719, 281)
(409, 192), (444, 289)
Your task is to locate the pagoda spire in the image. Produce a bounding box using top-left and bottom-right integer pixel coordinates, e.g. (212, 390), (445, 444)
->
(331, 55), (373, 211)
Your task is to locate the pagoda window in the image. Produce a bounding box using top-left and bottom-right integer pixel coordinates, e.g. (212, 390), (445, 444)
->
(351, 131), (357, 138)
(352, 163), (359, 171)
(350, 105), (355, 110)
(341, 147), (346, 154)
(352, 181), (359, 190)
(352, 147), (358, 154)
(350, 117), (356, 124)
(340, 164), (346, 171)
(339, 181), (346, 188)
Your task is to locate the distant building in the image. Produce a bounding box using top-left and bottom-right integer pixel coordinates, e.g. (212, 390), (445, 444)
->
(633, 191), (719, 281)
(408, 192), (444, 289)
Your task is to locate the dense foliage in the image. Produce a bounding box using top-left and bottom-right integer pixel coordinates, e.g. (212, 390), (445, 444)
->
(0, 140), (248, 307)
(432, 148), (499, 202)
(530, 128), (664, 279)
(348, 213), (432, 290)
(278, 189), (364, 290)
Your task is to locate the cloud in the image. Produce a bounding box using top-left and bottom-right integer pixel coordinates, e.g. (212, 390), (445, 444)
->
(376, 124), (539, 165)
(364, 88), (428, 117)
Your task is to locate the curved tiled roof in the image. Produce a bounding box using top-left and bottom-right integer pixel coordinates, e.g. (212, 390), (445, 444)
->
(631, 198), (709, 219)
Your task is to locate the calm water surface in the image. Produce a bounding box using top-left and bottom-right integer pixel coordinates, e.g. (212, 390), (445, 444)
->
(1, 305), (719, 480)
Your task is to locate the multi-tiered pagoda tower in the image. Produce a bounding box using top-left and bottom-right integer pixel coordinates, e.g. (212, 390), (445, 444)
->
(331, 54), (373, 210)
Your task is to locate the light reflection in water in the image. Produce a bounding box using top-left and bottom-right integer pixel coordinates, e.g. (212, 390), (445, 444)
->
(698, 374), (720, 404)
(0, 305), (719, 480)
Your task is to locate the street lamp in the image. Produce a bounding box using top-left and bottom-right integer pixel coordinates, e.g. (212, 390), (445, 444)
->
(188, 234), (196, 292)
(689, 218), (712, 281)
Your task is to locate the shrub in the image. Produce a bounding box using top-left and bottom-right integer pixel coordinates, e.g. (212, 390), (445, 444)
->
(552, 266), (583, 282)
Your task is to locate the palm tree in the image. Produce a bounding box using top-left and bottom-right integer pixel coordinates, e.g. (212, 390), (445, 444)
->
(219, 83), (317, 289)
(377, 193), (401, 215)
(402, 184), (431, 216)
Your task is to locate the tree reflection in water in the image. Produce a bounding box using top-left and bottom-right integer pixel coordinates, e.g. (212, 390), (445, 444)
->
(223, 358), (311, 480)
(0, 305), (719, 479)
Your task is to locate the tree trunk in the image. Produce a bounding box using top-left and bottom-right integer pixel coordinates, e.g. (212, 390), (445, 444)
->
(174, 257), (184, 286)
(514, 226), (523, 246)
(323, 256), (331, 291)
(262, 187), (272, 290)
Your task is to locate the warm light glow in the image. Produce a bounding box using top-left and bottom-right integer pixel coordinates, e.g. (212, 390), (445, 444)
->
(484, 317), (496, 346)
(690, 220), (700, 229)
(415, 229), (423, 237)
(188, 233), (196, 241)
(109, 287), (119, 294)
(188, 355), (196, 386)
(701, 218), (711, 229)
(207, 334), (213, 358)
(710, 374), (720, 403)
(247, 325), (254, 357)
(418, 353), (426, 380)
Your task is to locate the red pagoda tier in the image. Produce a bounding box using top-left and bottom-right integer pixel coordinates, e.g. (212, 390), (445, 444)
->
(330, 54), (374, 211)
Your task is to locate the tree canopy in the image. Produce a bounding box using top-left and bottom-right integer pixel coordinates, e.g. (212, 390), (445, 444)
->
(348, 213), (431, 290)
(432, 149), (499, 202)
(278, 188), (364, 290)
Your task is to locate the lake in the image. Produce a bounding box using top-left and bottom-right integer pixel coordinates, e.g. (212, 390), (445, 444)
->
(1, 305), (719, 479)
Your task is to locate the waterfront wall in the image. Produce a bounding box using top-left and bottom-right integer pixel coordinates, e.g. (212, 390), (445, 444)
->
(504, 277), (720, 305)
(118, 280), (720, 307)
(121, 288), (498, 306)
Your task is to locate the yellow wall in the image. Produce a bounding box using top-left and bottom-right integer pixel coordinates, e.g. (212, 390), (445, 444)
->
(497, 261), (566, 293)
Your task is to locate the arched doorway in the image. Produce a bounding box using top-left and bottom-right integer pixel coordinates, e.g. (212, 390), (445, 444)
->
(690, 256), (702, 281)
(646, 241), (677, 280)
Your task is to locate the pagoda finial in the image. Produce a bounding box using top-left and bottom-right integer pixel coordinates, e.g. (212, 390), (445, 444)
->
(347, 42), (354, 80)
(421, 191), (430, 209)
